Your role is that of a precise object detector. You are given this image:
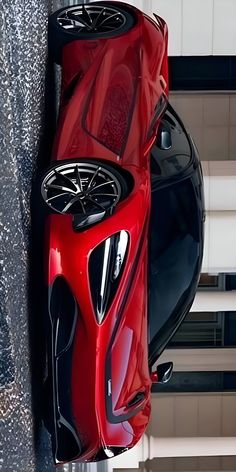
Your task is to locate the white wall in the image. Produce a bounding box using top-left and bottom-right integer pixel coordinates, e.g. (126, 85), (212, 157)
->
(202, 211), (236, 273)
(203, 161), (236, 209)
(199, 161), (236, 273)
(170, 93), (236, 162)
(148, 392), (236, 440)
(115, 0), (236, 56)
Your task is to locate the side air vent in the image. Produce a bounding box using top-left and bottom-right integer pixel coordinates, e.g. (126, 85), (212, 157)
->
(147, 93), (167, 140)
(89, 231), (129, 324)
(50, 276), (77, 356)
(55, 420), (82, 463)
(48, 277), (82, 463)
(127, 391), (145, 408)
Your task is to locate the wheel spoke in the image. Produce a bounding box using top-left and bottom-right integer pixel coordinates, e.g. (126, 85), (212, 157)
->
(58, 16), (75, 24)
(71, 26), (84, 33)
(100, 25), (117, 30)
(46, 183), (77, 195)
(85, 196), (106, 211)
(98, 12), (122, 27)
(67, 11), (92, 29)
(89, 180), (114, 192)
(46, 192), (68, 203)
(91, 193), (118, 197)
(59, 24), (78, 30)
(61, 23), (85, 31)
(75, 165), (82, 191)
(91, 7), (105, 28)
(82, 5), (93, 25)
(77, 198), (86, 214)
(58, 17), (84, 31)
(62, 196), (85, 213)
(87, 166), (101, 191)
(54, 170), (78, 192)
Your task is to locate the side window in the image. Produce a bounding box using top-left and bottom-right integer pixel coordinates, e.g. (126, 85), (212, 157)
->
(151, 105), (192, 180)
(148, 177), (200, 349)
(147, 93), (168, 140)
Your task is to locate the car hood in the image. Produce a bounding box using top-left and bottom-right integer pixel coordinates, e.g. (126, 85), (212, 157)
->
(46, 181), (151, 462)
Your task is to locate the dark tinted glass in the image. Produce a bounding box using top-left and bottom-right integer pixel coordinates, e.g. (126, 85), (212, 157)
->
(169, 311), (223, 347)
(151, 105), (192, 181)
(148, 177), (200, 347)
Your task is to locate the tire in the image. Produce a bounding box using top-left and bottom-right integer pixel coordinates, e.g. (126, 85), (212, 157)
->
(40, 159), (129, 227)
(49, 2), (136, 64)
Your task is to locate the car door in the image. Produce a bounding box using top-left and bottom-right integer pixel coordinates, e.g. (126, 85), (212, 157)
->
(148, 104), (204, 367)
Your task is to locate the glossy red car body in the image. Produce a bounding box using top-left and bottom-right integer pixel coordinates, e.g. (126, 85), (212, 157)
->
(44, 2), (169, 464)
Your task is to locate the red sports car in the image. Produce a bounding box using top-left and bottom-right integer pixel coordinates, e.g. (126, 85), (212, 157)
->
(41, 1), (204, 465)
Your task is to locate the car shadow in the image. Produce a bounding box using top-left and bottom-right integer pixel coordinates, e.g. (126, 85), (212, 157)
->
(28, 54), (58, 472)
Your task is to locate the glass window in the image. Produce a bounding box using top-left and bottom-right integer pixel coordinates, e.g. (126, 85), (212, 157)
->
(148, 176), (201, 362)
(168, 311), (236, 348)
(85, 60), (138, 155)
(169, 311), (224, 348)
(199, 273), (219, 288)
(151, 104), (192, 182)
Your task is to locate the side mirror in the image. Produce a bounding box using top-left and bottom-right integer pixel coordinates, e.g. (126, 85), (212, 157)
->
(151, 362), (173, 384)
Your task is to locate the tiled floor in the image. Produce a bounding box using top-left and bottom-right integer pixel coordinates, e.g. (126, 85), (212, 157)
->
(170, 92), (236, 161)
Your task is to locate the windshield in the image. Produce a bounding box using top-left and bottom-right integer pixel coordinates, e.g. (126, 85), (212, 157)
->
(148, 175), (201, 365)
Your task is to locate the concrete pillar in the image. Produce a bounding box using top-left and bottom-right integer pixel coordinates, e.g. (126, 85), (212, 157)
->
(190, 290), (236, 312)
(202, 161), (236, 211)
(202, 161), (236, 273)
(148, 436), (236, 458)
(201, 161), (236, 273)
(202, 210), (236, 273)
